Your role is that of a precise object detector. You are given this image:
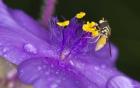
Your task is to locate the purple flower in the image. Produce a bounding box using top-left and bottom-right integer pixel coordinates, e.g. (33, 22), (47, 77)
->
(0, 0), (140, 88)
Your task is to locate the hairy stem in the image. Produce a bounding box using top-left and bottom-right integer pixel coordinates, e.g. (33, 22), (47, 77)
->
(41, 0), (57, 26)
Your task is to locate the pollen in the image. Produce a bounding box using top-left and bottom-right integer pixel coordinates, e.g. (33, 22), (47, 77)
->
(82, 21), (99, 37)
(75, 12), (86, 19)
(82, 21), (97, 32)
(57, 20), (70, 27)
(92, 30), (99, 37)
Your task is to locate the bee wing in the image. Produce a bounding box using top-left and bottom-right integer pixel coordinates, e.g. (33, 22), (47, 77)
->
(95, 35), (107, 51)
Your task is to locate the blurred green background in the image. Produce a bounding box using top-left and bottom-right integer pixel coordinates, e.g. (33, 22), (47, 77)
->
(4, 0), (140, 81)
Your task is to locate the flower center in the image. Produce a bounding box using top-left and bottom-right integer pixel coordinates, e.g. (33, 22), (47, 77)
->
(54, 11), (111, 59)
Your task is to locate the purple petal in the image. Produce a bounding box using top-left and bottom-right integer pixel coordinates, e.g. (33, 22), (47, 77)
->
(0, 26), (59, 64)
(33, 76), (83, 88)
(69, 59), (119, 87)
(18, 58), (99, 88)
(69, 58), (140, 88)
(9, 9), (49, 41)
(70, 43), (118, 67)
(106, 75), (140, 88)
(33, 76), (98, 88)
(0, 1), (49, 41)
(18, 57), (140, 88)
(0, 1), (60, 64)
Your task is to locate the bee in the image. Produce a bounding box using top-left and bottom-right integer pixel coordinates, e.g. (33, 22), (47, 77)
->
(95, 18), (111, 54)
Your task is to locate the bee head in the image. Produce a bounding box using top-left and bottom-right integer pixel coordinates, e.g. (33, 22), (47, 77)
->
(98, 18), (111, 36)
(99, 18), (109, 28)
(99, 18), (106, 24)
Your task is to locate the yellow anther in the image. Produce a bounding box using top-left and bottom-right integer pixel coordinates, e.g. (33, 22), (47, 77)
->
(57, 20), (70, 27)
(82, 21), (97, 32)
(92, 30), (99, 37)
(75, 12), (86, 19)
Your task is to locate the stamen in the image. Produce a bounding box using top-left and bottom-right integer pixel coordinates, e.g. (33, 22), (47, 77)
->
(82, 21), (99, 37)
(57, 20), (70, 27)
(92, 30), (99, 37)
(75, 12), (86, 19)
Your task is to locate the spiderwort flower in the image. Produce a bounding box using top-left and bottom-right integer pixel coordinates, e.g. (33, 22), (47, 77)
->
(0, 0), (140, 88)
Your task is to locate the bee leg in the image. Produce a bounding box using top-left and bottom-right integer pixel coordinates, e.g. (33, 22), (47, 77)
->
(88, 35), (101, 43)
